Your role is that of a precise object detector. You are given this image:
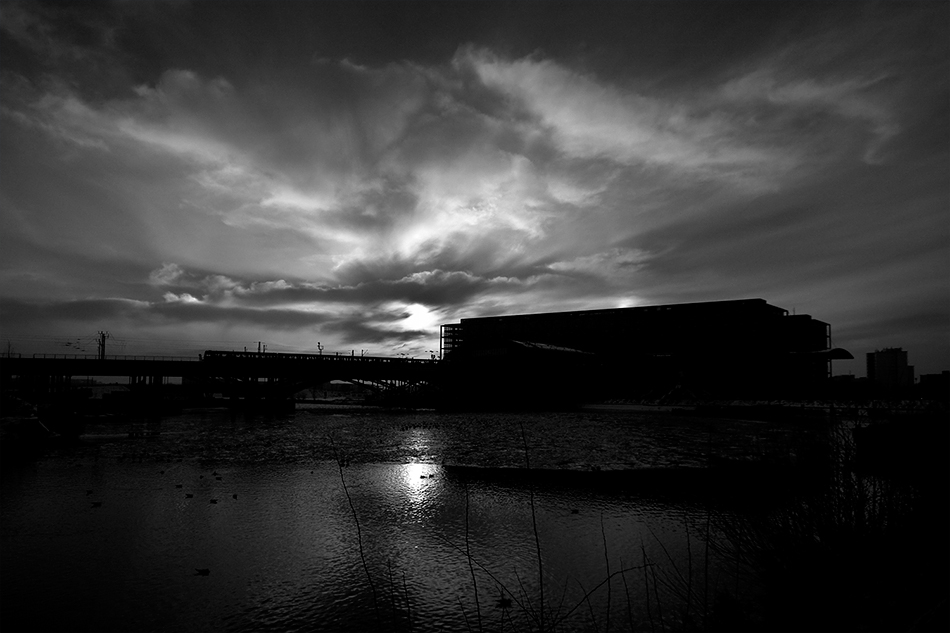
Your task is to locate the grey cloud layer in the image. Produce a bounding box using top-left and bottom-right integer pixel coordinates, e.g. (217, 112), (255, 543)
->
(149, 263), (527, 309)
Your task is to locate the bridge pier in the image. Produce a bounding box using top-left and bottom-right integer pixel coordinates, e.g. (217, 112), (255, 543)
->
(218, 376), (296, 413)
(18, 373), (74, 402)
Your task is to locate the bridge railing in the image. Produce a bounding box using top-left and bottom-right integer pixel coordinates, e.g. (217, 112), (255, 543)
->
(11, 351), (439, 364)
(202, 350), (439, 364)
(27, 354), (200, 361)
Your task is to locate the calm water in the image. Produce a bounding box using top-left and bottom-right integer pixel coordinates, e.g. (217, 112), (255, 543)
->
(1, 408), (816, 632)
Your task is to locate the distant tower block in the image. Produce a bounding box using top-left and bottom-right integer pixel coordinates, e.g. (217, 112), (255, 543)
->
(867, 347), (915, 393)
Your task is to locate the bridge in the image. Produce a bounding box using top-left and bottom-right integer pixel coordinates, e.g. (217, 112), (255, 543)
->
(1, 350), (442, 410)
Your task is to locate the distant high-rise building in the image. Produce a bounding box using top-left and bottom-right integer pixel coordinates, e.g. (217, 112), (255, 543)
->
(866, 347), (915, 393)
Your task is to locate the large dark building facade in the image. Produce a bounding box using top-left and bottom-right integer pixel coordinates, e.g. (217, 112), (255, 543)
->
(439, 298), (851, 406)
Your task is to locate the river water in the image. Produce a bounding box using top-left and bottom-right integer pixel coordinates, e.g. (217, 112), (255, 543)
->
(1, 407), (828, 632)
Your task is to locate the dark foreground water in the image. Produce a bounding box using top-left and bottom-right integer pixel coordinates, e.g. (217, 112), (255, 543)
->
(1, 407), (942, 632)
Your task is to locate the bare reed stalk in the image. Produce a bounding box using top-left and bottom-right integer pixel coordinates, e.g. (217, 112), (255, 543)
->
(550, 578), (571, 626)
(515, 569), (539, 627)
(496, 585), (510, 633)
(650, 558), (664, 628)
(685, 515), (693, 626)
(458, 596), (473, 633)
(600, 512), (612, 633)
(403, 570), (413, 633)
(643, 521), (691, 626)
(334, 452), (380, 622)
(641, 536), (655, 633)
(520, 420), (545, 632)
(465, 481), (484, 633)
(734, 527), (740, 599)
(703, 506), (711, 630)
(432, 528), (534, 622)
(620, 556), (635, 632)
(388, 559), (398, 623)
(557, 563), (655, 626)
(576, 579), (598, 629)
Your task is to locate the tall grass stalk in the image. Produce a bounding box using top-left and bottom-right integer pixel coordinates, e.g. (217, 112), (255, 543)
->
(554, 563), (656, 627)
(600, 512), (612, 632)
(641, 536), (655, 633)
(330, 440), (380, 623)
(432, 530), (535, 624)
(520, 420), (545, 632)
(458, 596), (473, 633)
(464, 481), (483, 633)
(650, 556), (665, 629)
(576, 579), (598, 628)
(685, 516), (693, 625)
(703, 507), (710, 630)
(550, 576), (572, 626)
(435, 517), (653, 631)
(620, 556), (635, 632)
(402, 570), (413, 633)
(388, 559), (398, 623)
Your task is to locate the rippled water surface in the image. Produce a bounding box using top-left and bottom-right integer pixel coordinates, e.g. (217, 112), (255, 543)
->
(1, 408), (815, 632)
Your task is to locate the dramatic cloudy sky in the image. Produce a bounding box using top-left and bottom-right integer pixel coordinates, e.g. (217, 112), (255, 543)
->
(1, 1), (947, 374)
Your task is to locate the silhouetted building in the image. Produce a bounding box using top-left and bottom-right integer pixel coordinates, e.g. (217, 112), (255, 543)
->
(917, 370), (948, 403)
(440, 298), (851, 406)
(866, 347), (914, 395)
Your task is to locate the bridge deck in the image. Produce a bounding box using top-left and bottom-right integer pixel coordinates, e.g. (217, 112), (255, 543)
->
(1, 351), (440, 382)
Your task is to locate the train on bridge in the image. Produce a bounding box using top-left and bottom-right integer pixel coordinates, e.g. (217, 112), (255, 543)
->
(200, 349), (437, 364)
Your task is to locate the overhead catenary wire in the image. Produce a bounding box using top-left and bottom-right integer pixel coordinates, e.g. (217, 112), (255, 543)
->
(2, 333), (339, 357)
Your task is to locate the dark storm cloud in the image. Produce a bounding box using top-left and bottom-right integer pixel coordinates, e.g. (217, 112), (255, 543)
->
(0, 295), (329, 329)
(320, 319), (431, 346)
(0, 297), (141, 323)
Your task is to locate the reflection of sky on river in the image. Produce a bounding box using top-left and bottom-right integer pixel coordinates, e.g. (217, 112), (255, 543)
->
(0, 410), (779, 631)
(2, 455), (737, 632)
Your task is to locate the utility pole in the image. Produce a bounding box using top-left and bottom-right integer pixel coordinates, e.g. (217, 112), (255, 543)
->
(97, 331), (110, 360)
